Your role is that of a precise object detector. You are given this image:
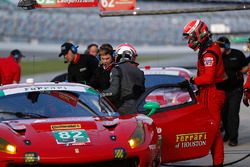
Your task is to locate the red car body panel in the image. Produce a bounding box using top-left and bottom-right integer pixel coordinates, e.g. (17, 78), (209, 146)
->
(152, 103), (217, 163)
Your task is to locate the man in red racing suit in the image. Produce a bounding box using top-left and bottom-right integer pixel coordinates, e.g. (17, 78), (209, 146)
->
(183, 20), (227, 167)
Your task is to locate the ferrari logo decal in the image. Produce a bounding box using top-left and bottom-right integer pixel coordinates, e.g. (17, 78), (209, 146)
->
(176, 132), (207, 148)
(114, 148), (126, 159)
(75, 148), (80, 154)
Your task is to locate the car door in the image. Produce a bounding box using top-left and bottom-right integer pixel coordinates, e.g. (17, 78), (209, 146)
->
(134, 81), (218, 163)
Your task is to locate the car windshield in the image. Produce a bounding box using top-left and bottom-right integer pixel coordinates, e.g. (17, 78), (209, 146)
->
(145, 74), (185, 88)
(0, 90), (118, 121)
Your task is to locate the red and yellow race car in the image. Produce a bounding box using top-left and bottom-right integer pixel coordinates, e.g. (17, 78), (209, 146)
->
(0, 82), (161, 167)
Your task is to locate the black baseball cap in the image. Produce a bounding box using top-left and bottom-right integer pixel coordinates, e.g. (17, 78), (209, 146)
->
(58, 42), (74, 57)
(216, 36), (230, 49)
(10, 49), (25, 58)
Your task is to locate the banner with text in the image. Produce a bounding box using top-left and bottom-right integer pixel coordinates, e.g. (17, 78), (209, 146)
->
(100, 0), (136, 11)
(35, 0), (99, 8)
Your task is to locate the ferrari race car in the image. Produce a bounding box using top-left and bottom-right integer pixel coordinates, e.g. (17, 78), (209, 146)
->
(0, 82), (161, 167)
(1, 74), (219, 166)
(51, 66), (193, 89)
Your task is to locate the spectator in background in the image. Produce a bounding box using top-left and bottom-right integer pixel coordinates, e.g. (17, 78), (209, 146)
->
(102, 43), (145, 115)
(183, 20), (227, 167)
(0, 49), (25, 85)
(86, 43), (99, 61)
(58, 42), (98, 84)
(216, 36), (249, 147)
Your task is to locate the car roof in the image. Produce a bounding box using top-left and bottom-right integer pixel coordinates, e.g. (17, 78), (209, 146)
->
(140, 66), (192, 81)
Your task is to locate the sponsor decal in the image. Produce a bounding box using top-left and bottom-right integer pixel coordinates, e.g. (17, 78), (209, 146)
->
(100, 0), (136, 12)
(114, 148), (126, 159)
(25, 86), (68, 92)
(149, 144), (157, 150)
(79, 67), (87, 72)
(75, 148), (80, 153)
(35, 0), (98, 8)
(50, 91), (78, 107)
(203, 57), (214, 67)
(175, 132), (207, 148)
(3, 85), (87, 96)
(51, 124), (81, 130)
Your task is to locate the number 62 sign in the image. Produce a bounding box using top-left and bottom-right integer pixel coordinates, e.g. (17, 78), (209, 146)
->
(100, 0), (136, 12)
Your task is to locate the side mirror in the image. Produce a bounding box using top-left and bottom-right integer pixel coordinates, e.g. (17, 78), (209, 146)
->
(144, 102), (160, 117)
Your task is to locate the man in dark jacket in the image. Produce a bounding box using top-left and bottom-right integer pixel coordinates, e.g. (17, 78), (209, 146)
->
(90, 43), (114, 91)
(102, 43), (145, 115)
(58, 42), (98, 84)
(217, 36), (249, 147)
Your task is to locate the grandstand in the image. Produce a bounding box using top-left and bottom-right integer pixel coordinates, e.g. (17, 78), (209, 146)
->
(0, 0), (250, 47)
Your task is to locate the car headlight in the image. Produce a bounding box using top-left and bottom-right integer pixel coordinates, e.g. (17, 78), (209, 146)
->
(0, 138), (16, 154)
(128, 122), (145, 149)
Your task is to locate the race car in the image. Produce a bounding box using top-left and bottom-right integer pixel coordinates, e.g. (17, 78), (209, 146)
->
(50, 66), (193, 89)
(133, 77), (218, 163)
(1, 76), (219, 166)
(0, 82), (161, 167)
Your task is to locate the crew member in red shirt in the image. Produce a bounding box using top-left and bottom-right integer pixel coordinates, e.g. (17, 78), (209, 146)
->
(183, 20), (228, 167)
(243, 69), (250, 106)
(0, 49), (24, 85)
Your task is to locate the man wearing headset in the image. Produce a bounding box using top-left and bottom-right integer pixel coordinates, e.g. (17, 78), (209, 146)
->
(102, 43), (145, 115)
(0, 49), (25, 85)
(89, 43), (114, 91)
(217, 36), (249, 147)
(58, 42), (98, 84)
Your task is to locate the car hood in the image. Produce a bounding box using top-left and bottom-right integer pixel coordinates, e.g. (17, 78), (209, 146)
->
(1, 116), (139, 152)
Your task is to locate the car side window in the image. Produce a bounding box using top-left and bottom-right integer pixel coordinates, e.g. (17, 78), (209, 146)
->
(138, 86), (193, 113)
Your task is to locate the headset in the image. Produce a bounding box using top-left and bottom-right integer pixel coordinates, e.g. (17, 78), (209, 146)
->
(71, 44), (78, 54)
(13, 54), (20, 59)
(217, 40), (230, 50)
(224, 42), (230, 50)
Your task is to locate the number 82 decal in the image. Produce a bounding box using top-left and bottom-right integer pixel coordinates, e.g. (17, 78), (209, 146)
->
(53, 130), (90, 144)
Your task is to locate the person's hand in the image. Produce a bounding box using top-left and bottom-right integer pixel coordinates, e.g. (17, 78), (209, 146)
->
(243, 89), (250, 107)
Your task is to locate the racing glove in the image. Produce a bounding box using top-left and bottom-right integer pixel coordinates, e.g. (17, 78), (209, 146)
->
(243, 89), (250, 107)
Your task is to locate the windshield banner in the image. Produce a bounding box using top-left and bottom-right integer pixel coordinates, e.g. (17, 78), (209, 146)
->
(35, 0), (98, 8)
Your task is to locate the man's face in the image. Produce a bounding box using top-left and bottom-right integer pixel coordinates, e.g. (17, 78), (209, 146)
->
(219, 47), (225, 54)
(100, 54), (112, 69)
(89, 46), (98, 57)
(247, 42), (250, 50)
(64, 50), (75, 62)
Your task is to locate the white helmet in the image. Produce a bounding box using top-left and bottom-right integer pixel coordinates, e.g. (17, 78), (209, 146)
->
(114, 43), (137, 62)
